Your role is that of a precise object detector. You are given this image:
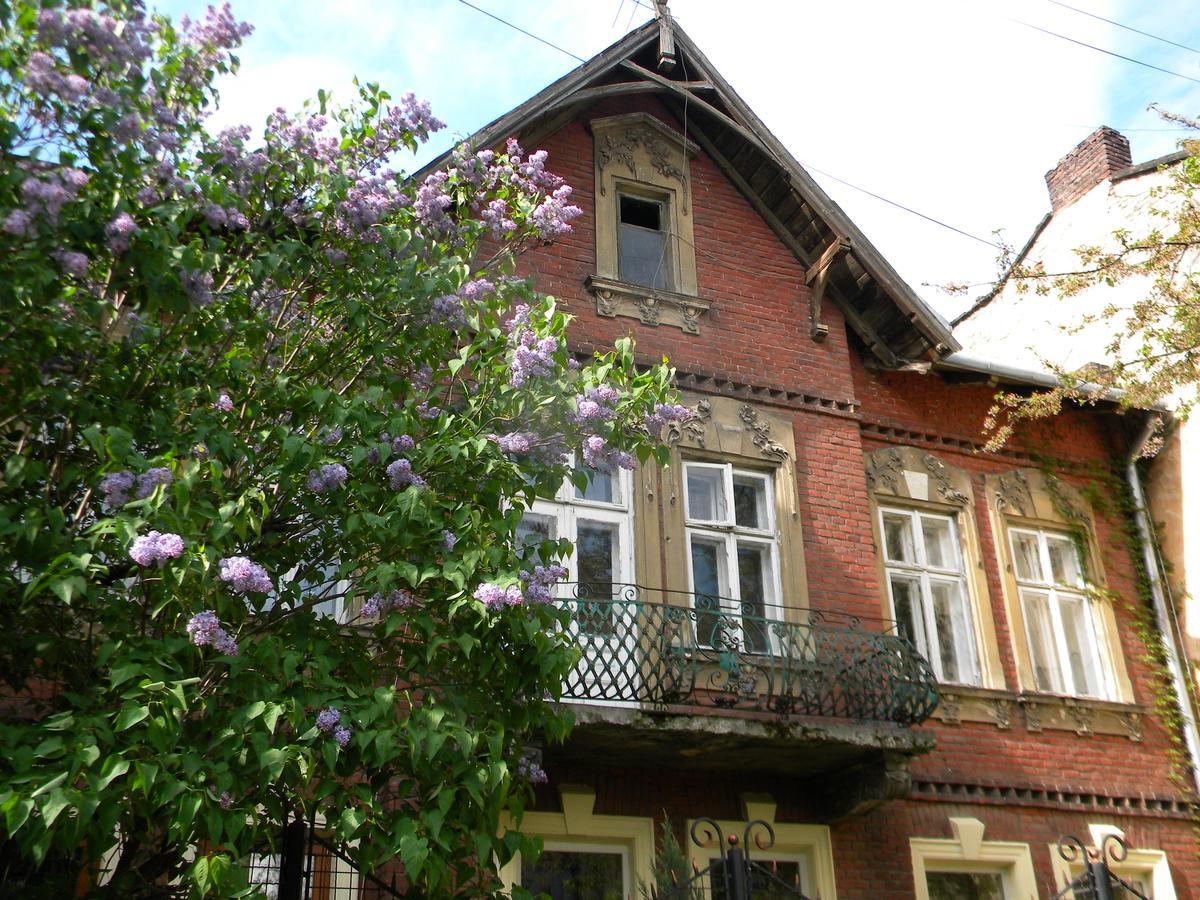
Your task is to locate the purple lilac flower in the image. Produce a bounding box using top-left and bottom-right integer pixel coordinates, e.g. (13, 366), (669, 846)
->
(218, 556), (273, 593)
(218, 791), (233, 810)
(323, 426), (343, 445)
(507, 305), (558, 387)
(181, 269), (213, 305)
(52, 250), (88, 277)
(474, 583), (525, 609)
(386, 458), (427, 490)
(106, 212), (139, 253)
(332, 725), (351, 748)
(361, 589), (415, 617)
(136, 467), (173, 499)
(573, 385), (621, 426)
(129, 531), (185, 566)
(187, 610), (237, 655)
(521, 564), (569, 604)
(529, 184), (582, 239)
(443, 530), (458, 551)
(582, 435), (636, 472)
(416, 401), (440, 420)
(391, 434), (415, 452)
(214, 392), (234, 411)
(307, 463), (349, 494)
(414, 171), (453, 235)
(518, 755), (548, 785)
(644, 403), (692, 436)
(99, 471), (135, 507)
(315, 707), (341, 733)
(2, 209), (33, 237)
(490, 431), (536, 455)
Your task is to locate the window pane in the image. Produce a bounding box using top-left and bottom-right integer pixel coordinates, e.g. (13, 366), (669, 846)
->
(1059, 593), (1105, 697)
(733, 474), (770, 530)
(1021, 588), (1063, 693)
(889, 574), (925, 653)
(690, 536), (727, 648)
(930, 579), (976, 684)
(921, 515), (958, 570)
(575, 464), (616, 504)
(711, 859), (803, 899)
(1011, 531), (1043, 581)
(517, 514), (556, 564)
(686, 466), (727, 523)
(737, 542), (771, 654)
(521, 849), (625, 900)
(1046, 534), (1083, 587)
(576, 522), (618, 637)
(618, 222), (668, 289)
(883, 512), (916, 564)
(926, 871), (1006, 900)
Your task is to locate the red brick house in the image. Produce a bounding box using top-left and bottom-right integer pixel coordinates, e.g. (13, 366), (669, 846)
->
(431, 17), (1199, 899)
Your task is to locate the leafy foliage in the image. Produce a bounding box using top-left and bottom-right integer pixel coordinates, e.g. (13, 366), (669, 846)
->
(0, 1), (681, 894)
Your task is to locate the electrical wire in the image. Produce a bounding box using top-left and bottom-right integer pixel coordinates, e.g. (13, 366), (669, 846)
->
(452, 0), (586, 63)
(1013, 19), (1200, 86)
(1042, 0), (1200, 56)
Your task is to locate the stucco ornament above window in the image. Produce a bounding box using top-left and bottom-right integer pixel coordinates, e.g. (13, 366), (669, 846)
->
(587, 112), (709, 334)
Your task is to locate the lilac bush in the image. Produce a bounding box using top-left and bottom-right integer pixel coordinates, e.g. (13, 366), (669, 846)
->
(0, 1), (679, 895)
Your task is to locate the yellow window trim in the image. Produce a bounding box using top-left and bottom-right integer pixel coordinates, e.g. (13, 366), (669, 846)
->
(499, 784), (654, 897)
(910, 816), (1037, 900)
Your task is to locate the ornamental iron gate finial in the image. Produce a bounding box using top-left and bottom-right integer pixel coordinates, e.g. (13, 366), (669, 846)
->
(1051, 833), (1148, 899)
(658, 817), (808, 899)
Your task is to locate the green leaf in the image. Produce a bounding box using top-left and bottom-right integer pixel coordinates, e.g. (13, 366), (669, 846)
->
(114, 704), (150, 731)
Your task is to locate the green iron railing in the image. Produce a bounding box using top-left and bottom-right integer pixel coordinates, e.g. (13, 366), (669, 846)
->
(556, 584), (939, 726)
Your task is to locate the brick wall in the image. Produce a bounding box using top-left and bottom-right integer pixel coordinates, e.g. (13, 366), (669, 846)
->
(515, 95), (1199, 897)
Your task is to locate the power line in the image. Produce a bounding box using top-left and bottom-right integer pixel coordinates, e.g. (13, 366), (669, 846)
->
(1042, 0), (1200, 56)
(803, 165), (1005, 250)
(453, 0), (586, 63)
(1013, 19), (1200, 86)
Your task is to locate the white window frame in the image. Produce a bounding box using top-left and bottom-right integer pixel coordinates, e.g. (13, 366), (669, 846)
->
(682, 461), (782, 654)
(1008, 525), (1116, 700)
(517, 839), (631, 897)
(879, 506), (981, 686)
(520, 461), (635, 595)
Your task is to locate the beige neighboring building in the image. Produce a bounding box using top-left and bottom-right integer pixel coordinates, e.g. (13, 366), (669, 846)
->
(954, 126), (1200, 686)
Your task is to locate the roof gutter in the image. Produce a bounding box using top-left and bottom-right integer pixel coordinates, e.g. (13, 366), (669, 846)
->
(1126, 416), (1200, 794)
(934, 351), (1172, 413)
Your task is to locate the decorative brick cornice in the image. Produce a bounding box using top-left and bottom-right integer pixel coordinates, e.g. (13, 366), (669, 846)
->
(910, 778), (1195, 820)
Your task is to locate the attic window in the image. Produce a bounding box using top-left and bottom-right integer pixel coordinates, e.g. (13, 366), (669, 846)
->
(618, 194), (669, 289)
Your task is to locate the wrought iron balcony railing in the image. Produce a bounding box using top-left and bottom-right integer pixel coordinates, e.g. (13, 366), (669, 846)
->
(554, 584), (939, 726)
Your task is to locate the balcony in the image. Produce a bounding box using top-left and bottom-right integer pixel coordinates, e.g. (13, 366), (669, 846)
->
(544, 585), (941, 819)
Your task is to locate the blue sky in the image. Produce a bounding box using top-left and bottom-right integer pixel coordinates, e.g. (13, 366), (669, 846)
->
(160, 0), (1200, 319)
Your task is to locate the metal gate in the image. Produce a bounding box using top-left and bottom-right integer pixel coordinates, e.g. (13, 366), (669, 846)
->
(244, 815), (405, 899)
(1049, 834), (1149, 900)
(655, 818), (809, 900)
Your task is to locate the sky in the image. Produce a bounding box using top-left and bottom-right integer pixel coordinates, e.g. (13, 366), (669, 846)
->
(160, 0), (1200, 323)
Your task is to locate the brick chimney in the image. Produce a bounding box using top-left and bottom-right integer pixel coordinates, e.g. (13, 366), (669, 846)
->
(1045, 126), (1132, 211)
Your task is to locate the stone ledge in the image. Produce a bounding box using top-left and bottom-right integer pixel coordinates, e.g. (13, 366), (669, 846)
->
(930, 685), (1144, 740)
(584, 274), (711, 334)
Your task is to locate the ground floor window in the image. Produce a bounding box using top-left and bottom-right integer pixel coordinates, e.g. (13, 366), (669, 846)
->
(924, 869), (1006, 899)
(519, 841), (629, 900)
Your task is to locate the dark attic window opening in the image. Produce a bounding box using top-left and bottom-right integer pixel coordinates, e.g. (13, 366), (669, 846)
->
(618, 194), (669, 290)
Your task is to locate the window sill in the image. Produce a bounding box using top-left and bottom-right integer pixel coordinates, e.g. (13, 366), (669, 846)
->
(584, 275), (710, 335)
(932, 686), (1144, 741)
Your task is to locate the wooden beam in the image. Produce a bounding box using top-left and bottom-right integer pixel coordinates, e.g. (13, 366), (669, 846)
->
(805, 237), (852, 343)
(652, 0), (677, 72)
(619, 60), (770, 153)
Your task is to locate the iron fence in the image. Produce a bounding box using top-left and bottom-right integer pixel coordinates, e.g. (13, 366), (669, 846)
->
(556, 583), (940, 725)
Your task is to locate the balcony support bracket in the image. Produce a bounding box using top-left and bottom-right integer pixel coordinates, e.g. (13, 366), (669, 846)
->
(812, 750), (913, 822)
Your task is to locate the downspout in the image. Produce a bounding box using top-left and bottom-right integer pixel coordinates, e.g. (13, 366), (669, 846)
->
(1126, 414), (1200, 794)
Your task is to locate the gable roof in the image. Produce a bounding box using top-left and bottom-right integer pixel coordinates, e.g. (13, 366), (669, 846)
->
(420, 19), (959, 366)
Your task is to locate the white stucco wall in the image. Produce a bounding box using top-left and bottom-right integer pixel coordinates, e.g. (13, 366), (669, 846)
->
(955, 163), (1200, 658)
